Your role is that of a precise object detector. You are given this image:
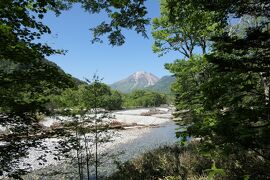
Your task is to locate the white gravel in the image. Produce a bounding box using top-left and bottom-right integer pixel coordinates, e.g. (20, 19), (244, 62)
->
(40, 116), (74, 127)
(3, 107), (174, 176)
(39, 107), (173, 128)
(112, 114), (169, 125)
(18, 128), (153, 172)
(112, 108), (173, 125)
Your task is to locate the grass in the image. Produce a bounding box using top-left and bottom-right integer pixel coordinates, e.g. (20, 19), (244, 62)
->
(13, 141), (270, 179)
(108, 142), (270, 180)
(108, 142), (211, 180)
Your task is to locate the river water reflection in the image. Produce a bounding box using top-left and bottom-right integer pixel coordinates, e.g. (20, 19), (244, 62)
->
(97, 121), (179, 177)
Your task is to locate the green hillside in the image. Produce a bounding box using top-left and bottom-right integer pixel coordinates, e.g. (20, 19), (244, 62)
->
(147, 75), (175, 94)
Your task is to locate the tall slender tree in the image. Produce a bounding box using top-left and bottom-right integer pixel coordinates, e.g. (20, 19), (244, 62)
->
(152, 0), (219, 58)
(163, 0), (270, 178)
(0, 0), (149, 178)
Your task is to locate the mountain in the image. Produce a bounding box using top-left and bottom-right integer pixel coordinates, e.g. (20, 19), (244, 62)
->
(147, 75), (176, 93)
(0, 58), (86, 88)
(110, 71), (159, 93)
(110, 72), (176, 94)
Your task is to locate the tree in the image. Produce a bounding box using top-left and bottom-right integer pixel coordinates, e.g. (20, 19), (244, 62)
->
(152, 0), (218, 145)
(0, 58), (78, 178)
(0, 0), (148, 177)
(164, 0), (270, 178)
(123, 90), (167, 108)
(82, 0), (149, 46)
(0, 1), (76, 176)
(51, 83), (123, 112)
(165, 55), (208, 118)
(104, 90), (123, 110)
(54, 77), (115, 180)
(152, 0), (219, 58)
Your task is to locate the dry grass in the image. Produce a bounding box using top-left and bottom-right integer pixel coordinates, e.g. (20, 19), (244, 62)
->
(140, 108), (166, 116)
(109, 141), (270, 180)
(110, 120), (123, 126)
(109, 142), (212, 180)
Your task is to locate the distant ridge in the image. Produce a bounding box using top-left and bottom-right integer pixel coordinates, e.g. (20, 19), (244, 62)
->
(147, 75), (175, 93)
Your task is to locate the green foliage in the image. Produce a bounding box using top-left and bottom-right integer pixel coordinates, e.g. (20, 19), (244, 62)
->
(123, 90), (167, 108)
(85, 0), (150, 46)
(0, 0), (150, 177)
(51, 83), (123, 112)
(1, 0), (269, 178)
(0, 58), (78, 177)
(111, 142), (270, 179)
(152, 0), (220, 58)
(205, 162), (225, 180)
(157, 0), (270, 178)
(0, 0), (70, 62)
(193, 0), (270, 161)
(104, 90), (123, 110)
(0, 59), (77, 113)
(53, 76), (116, 180)
(165, 56), (208, 111)
(0, 0), (72, 115)
(110, 143), (211, 180)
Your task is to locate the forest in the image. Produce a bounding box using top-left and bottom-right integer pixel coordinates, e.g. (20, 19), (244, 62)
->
(1, 0), (270, 179)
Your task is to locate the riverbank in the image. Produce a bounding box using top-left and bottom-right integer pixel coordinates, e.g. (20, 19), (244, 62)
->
(109, 142), (210, 180)
(22, 121), (178, 179)
(2, 107), (177, 179)
(108, 141), (270, 180)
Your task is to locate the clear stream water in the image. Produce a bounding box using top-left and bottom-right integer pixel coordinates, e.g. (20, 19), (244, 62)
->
(27, 121), (180, 179)
(95, 121), (179, 178)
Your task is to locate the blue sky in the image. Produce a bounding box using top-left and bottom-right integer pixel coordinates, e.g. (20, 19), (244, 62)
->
(42, 1), (181, 84)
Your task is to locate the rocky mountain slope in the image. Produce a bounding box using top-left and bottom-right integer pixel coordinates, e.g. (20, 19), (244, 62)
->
(110, 71), (159, 93)
(110, 71), (175, 93)
(147, 75), (175, 93)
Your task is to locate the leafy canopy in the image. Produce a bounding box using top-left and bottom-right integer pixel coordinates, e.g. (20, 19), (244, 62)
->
(159, 0), (270, 177)
(152, 0), (220, 58)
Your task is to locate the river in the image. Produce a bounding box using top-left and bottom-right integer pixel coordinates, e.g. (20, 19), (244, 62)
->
(21, 107), (180, 179)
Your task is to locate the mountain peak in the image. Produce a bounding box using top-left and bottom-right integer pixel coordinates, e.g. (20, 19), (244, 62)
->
(134, 71), (147, 74)
(130, 71), (159, 86)
(110, 71), (159, 93)
(131, 71), (151, 77)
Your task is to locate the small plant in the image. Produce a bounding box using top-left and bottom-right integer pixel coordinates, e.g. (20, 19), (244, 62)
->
(205, 161), (225, 180)
(55, 75), (116, 180)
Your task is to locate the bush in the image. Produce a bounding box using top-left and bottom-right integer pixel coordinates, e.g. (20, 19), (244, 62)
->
(109, 143), (211, 180)
(50, 84), (123, 112)
(109, 142), (270, 180)
(123, 90), (167, 108)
